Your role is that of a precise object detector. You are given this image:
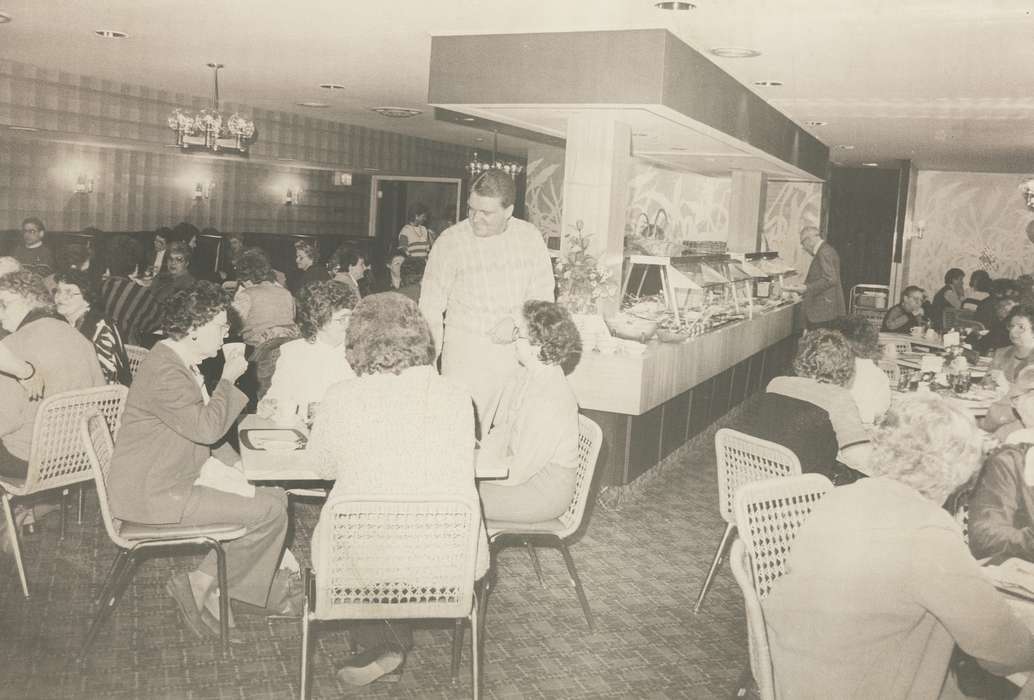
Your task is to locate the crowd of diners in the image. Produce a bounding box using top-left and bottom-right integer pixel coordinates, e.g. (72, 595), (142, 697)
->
(733, 263), (1034, 697)
(0, 172), (584, 686)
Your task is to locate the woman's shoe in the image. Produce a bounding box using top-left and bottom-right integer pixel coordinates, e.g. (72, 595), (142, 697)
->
(336, 647), (405, 686)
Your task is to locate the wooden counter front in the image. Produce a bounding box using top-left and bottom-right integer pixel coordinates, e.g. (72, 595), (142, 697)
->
(568, 302), (799, 416)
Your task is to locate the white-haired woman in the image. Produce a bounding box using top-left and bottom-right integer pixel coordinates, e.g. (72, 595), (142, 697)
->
(762, 395), (1034, 699)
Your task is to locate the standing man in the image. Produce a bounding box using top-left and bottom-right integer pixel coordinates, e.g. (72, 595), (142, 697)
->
(420, 170), (555, 423)
(10, 218), (54, 277)
(786, 226), (845, 327)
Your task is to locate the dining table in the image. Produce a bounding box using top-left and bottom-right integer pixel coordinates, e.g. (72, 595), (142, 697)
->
(238, 414), (509, 482)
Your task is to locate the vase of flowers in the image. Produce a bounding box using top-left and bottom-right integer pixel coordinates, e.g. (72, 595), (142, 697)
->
(554, 220), (618, 315)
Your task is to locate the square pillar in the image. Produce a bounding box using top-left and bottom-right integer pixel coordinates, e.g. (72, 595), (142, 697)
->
(728, 171), (767, 253)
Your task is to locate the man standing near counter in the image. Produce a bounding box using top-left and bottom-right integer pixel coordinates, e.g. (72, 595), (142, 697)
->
(785, 225), (845, 327)
(419, 170), (555, 424)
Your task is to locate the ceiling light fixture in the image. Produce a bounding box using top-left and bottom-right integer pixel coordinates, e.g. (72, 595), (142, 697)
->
(319, 83), (345, 90)
(654, 1), (696, 9)
(803, 120), (827, 127)
(467, 129), (523, 179)
(297, 101), (329, 108)
(0, 12), (12, 24)
(460, 117), (476, 122)
(862, 162), (879, 167)
(167, 63), (256, 155)
(753, 80), (783, 87)
(7, 125), (39, 132)
(94, 29), (128, 38)
(370, 107), (422, 119)
(710, 47), (761, 58)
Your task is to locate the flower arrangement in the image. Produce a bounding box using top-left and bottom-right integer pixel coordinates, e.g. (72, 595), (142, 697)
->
(554, 220), (618, 314)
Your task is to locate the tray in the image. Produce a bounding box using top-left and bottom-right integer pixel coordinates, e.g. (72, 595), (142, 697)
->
(240, 428), (307, 451)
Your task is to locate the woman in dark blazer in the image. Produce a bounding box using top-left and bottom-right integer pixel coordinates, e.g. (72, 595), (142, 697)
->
(107, 281), (291, 641)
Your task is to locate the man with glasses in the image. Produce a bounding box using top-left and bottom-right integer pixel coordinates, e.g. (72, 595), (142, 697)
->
(10, 218), (54, 277)
(882, 285), (927, 333)
(419, 170), (555, 425)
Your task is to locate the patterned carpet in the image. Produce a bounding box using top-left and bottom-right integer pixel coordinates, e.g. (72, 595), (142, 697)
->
(0, 419), (747, 700)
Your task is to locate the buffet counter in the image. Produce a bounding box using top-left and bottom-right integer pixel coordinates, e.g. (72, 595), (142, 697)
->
(569, 301), (801, 486)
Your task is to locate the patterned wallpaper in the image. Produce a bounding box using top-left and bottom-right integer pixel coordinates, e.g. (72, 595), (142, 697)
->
(626, 161), (730, 243)
(908, 170), (1034, 293)
(0, 58), (472, 235)
(762, 180), (823, 276)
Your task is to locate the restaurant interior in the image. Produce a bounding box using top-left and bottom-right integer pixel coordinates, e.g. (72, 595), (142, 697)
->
(4, 1), (1034, 698)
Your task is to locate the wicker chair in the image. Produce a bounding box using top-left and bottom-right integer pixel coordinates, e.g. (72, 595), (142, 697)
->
(124, 344), (148, 378)
(879, 333), (912, 356)
(877, 359), (900, 386)
(301, 494), (484, 699)
(730, 474), (833, 700)
(484, 415), (603, 631)
(77, 413), (245, 659)
(693, 428), (802, 614)
(0, 384), (127, 598)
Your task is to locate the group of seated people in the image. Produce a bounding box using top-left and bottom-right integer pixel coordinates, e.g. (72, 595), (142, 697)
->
(0, 222), (584, 685)
(733, 298), (1034, 696)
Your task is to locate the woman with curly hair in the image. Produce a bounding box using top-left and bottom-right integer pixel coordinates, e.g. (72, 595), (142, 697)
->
(260, 280), (357, 420)
(107, 281), (292, 642)
(53, 269), (131, 385)
(476, 300), (583, 522)
(230, 247), (297, 347)
(763, 395), (1034, 699)
(306, 292), (489, 685)
(762, 328), (870, 482)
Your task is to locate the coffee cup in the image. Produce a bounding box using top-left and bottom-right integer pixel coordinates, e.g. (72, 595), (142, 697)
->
(274, 400), (299, 426)
(222, 342), (246, 361)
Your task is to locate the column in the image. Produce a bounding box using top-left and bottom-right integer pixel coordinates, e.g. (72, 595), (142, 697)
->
(727, 171), (767, 253)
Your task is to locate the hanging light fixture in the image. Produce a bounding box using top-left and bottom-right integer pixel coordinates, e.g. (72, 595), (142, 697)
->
(168, 63), (256, 155)
(466, 130), (523, 178)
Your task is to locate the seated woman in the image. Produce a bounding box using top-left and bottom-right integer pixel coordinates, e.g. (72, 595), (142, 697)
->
(477, 300), (582, 522)
(976, 278), (1019, 329)
(965, 269), (992, 307)
(54, 269), (132, 385)
(990, 304), (1034, 384)
(763, 395), (1034, 699)
(969, 296), (1016, 354)
(260, 280), (357, 419)
(766, 328), (870, 482)
(306, 292), (489, 686)
(881, 285), (926, 333)
(151, 241), (196, 303)
(230, 247), (297, 347)
(107, 282), (292, 641)
(830, 315), (891, 426)
(0, 270), (104, 479)
(99, 236), (162, 346)
(328, 246), (367, 300)
(929, 267), (965, 331)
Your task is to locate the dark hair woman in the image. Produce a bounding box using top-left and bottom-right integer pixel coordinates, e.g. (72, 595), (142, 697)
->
(54, 269), (132, 385)
(230, 247), (296, 347)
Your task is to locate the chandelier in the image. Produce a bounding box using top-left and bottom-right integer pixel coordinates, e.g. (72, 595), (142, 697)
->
(467, 130), (523, 178)
(168, 63), (256, 155)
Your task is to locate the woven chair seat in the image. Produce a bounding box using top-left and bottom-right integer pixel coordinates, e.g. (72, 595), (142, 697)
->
(118, 521), (246, 542)
(486, 518), (563, 536)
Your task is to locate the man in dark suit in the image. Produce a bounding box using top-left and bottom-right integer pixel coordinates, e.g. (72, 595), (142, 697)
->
(787, 226), (845, 327)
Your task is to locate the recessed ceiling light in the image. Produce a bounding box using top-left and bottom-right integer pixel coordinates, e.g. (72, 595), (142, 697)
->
(803, 120), (827, 127)
(0, 12), (12, 24)
(296, 101), (329, 108)
(654, 1), (695, 8)
(370, 107), (422, 118)
(94, 29), (128, 39)
(835, 145), (855, 150)
(319, 83), (345, 90)
(474, 137), (484, 142)
(460, 117), (476, 122)
(862, 162), (879, 167)
(7, 125), (39, 132)
(710, 47), (761, 59)
(671, 146), (690, 152)
(753, 80), (783, 87)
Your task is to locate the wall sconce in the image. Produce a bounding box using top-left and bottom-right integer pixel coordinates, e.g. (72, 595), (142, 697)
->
(74, 174), (94, 195)
(193, 181), (215, 200)
(285, 188), (302, 206)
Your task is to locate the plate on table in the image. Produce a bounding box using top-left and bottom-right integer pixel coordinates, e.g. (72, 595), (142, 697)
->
(240, 428), (307, 451)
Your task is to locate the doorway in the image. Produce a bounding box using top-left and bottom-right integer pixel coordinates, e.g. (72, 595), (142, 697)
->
(368, 176), (463, 267)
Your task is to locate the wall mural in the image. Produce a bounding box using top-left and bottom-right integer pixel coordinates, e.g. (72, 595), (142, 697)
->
(524, 145), (565, 249)
(908, 170), (1034, 293)
(763, 180), (823, 276)
(625, 161), (730, 244)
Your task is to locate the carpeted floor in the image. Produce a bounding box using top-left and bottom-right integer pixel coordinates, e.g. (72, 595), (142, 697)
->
(0, 417), (748, 700)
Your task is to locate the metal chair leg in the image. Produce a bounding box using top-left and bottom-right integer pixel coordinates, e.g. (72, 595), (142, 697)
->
(214, 542), (230, 656)
(60, 490), (68, 539)
(299, 612), (311, 700)
(525, 540), (544, 586)
(78, 551), (137, 663)
(95, 549), (129, 606)
(3, 494), (28, 597)
(693, 522), (735, 614)
(77, 485), (86, 524)
(559, 540), (594, 632)
(450, 618), (464, 682)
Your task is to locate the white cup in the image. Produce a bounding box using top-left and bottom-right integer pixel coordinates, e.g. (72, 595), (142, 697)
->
(222, 342), (246, 361)
(274, 400), (299, 426)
